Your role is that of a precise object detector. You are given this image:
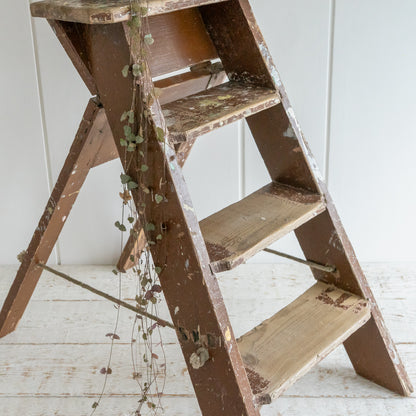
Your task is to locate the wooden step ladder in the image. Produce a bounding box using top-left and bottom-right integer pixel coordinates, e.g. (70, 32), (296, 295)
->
(0, 1), (412, 414)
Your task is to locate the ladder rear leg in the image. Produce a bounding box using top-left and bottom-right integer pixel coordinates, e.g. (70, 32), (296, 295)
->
(0, 99), (113, 338)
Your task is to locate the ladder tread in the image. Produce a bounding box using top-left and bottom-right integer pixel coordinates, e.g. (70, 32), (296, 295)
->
(238, 282), (371, 404)
(31, 0), (230, 23)
(163, 81), (280, 143)
(200, 182), (325, 272)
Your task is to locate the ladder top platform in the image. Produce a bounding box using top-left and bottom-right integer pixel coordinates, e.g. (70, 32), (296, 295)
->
(30, 0), (229, 24)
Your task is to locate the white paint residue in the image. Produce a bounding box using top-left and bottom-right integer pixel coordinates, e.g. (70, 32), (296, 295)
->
(283, 126), (296, 138)
(174, 306), (179, 315)
(183, 203), (194, 212)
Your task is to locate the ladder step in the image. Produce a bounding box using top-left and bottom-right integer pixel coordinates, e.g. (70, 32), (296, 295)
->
(200, 182), (325, 272)
(238, 282), (371, 405)
(163, 81), (279, 143)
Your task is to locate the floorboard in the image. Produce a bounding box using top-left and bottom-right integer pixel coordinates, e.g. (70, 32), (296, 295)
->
(0, 263), (414, 415)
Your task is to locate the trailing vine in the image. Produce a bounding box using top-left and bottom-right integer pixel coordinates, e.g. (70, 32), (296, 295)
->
(92, 2), (168, 415)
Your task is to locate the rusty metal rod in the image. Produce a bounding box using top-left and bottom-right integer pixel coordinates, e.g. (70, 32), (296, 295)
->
(36, 263), (175, 329)
(263, 248), (336, 273)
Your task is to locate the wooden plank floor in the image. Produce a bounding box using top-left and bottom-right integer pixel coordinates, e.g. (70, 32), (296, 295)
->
(0, 263), (415, 415)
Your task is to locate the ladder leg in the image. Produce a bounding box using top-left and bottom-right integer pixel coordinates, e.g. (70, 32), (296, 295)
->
(0, 99), (112, 338)
(116, 139), (196, 272)
(296, 203), (414, 396)
(85, 22), (259, 415)
(201, 0), (413, 397)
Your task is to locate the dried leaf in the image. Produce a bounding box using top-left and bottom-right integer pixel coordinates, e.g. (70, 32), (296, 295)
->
(119, 190), (132, 204)
(105, 333), (120, 340)
(151, 284), (162, 293)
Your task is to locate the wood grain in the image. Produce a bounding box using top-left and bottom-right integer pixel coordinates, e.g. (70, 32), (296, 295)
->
(0, 397), (414, 416)
(200, 182), (325, 272)
(0, 99), (109, 338)
(31, 0), (230, 23)
(0, 264), (414, 416)
(146, 9), (219, 78)
(239, 282), (371, 403)
(163, 81), (279, 143)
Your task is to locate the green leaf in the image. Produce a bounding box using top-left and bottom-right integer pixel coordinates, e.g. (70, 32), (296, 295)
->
(136, 135), (144, 144)
(120, 111), (128, 122)
(144, 34), (154, 45)
(156, 234), (163, 240)
(112, 269), (118, 275)
(127, 216), (135, 223)
(132, 63), (142, 77)
(127, 180), (138, 190)
(120, 138), (128, 146)
(155, 194), (163, 204)
(92, 402), (99, 409)
(131, 16), (141, 28)
(120, 173), (131, 184)
(154, 266), (162, 274)
(140, 164), (149, 172)
(145, 222), (155, 231)
(124, 125), (132, 137)
(156, 127), (165, 142)
(140, 6), (148, 16)
(115, 221), (126, 232)
(121, 65), (129, 78)
(128, 111), (135, 124)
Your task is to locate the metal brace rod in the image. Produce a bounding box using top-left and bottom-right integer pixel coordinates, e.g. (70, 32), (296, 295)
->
(263, 248), (336, 273)
(37, 263), (175, 329)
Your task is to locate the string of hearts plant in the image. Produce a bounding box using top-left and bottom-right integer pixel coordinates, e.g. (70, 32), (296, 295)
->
(91, 2), (168, 415)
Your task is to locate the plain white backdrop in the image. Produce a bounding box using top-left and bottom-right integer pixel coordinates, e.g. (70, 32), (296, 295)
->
(0, 0), (415, 265)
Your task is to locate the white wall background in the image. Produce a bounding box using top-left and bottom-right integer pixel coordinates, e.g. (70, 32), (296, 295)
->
(0, 0), (415, 265)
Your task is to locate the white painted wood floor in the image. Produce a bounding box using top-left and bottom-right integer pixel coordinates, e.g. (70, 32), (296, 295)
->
(0, 263), (415, 415)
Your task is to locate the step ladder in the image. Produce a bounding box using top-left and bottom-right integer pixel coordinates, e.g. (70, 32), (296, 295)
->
(0, 0), (412, 414)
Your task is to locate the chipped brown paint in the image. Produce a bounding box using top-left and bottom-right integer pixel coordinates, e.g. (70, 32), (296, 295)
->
(31, 0), (231, 23)
(0, 99), (109, 338)
(4, 0), (411, 410)
(316, 287), (353, 310)
(81, 19), (259, 415)
(244, 367), (270, 396)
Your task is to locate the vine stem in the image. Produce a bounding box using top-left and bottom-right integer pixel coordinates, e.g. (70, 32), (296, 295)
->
(36, 262), (175, 329)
